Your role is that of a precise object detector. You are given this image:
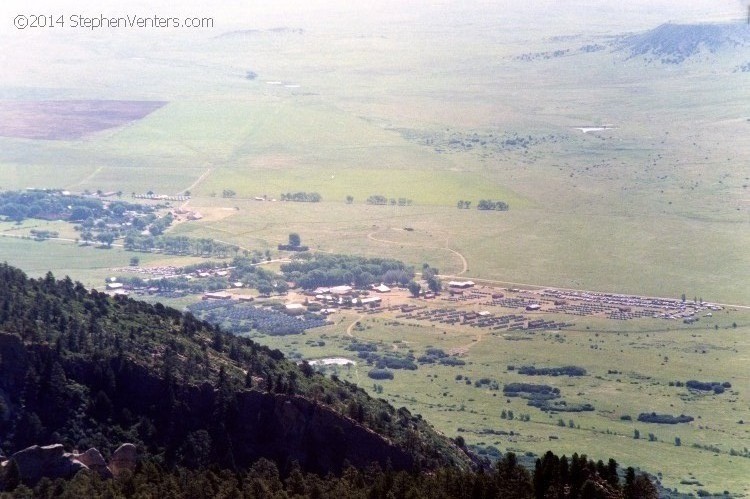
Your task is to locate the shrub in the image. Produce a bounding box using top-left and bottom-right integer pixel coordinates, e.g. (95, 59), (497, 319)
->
(367, 369), (394, 380)
(517, 365), (586, 376)
(637, 413), (694, 424)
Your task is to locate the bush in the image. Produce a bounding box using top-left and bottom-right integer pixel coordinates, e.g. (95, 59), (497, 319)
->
(685, 380), (730, 393)
(517, 365), (586, 376)
(637, 412), (694, 424)
(439, 357), (466, 366)
(368, 368), (394, 380)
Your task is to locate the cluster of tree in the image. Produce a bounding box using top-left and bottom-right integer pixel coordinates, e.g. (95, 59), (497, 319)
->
(528, 400), (595, 413)
(457, 200), (510, 211)
(0, 451), (658, 498)
(531, 451), (657, 499)
(503, 383), (561, 400)
(421, 264), (442, 293)
(346, 341), (378, 353)
(229, 257), (287, 295)
(684, 380), (731, 394)
(637, 413), (694, 424)
(474, 378), (501, 390)
(438, 357), (466, 366)
(518, 365), (587, 377)
(365, 195), (413, 206)
(123, 234), (239, 257)
(278, 233), (309, 252)
(0, 190), (109, 223)
(28, 229), (59, 241)
(117, 257), (285, 297)
(358, 351), (418, 370)
(280, 253), (414, 290)
(417, 347), (448, 364)
(280, 192), (321, 203)
(367, 368), (395, 380)
(0, 189), (167, 245)
(477, 200), (509, 211)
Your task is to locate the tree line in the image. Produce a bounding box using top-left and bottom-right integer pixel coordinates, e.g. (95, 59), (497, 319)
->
(457, 199), (510, 211)
(281, 253), (415, 290)
(280, 192), (322, 203)
(1, 451), (657, 498)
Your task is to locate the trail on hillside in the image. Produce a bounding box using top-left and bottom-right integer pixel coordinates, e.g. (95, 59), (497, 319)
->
(179, 168), (213, 208)
(67, 166), (103, 189)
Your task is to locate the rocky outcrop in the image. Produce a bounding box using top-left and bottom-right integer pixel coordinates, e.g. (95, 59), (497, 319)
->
(0, 443), (135, 486)
(109, 443), (137, 477)
(5, 444), (87, 486)
(74, 448), (112, 479)
(229, 391), (415, 474)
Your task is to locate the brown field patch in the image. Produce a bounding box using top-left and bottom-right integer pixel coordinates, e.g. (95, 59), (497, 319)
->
(0, 100), (167, 140)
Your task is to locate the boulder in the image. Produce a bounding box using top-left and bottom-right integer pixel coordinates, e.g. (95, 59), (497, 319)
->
(9, 444), (87, 485)
(109, 443), (137, 477)
(75, 448), (113, 479)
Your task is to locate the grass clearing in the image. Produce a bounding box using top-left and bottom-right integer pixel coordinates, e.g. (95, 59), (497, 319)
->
(253, 305), (750, 495)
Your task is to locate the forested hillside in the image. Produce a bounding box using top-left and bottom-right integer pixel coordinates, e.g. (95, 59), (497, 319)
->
(0, 264), (656, 497)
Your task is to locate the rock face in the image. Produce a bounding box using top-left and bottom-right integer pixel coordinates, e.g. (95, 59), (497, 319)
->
(230, 391), (415, 474)
(109, 443), (137, 477)
(7, 444), (87, 486)
(75, 448), (112, 479)
(0, 443), (135, 485)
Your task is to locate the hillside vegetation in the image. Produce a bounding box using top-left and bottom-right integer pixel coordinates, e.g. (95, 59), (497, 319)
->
(0, 263), (660, 497)
(0, 263), (469, 474)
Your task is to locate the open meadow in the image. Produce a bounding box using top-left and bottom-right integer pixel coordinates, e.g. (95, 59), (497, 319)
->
(251, 296), (750, 495)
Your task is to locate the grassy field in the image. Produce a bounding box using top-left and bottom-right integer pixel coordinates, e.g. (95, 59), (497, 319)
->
(253, 304), (750, 495)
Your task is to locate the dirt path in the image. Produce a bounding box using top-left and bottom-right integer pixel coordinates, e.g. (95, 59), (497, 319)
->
(179, 168), (213, 208)
(448, 330), (485, 356)
(67, 166), (103, 189)
(346, 314), (366, 338)
(366, 229), (469, 275)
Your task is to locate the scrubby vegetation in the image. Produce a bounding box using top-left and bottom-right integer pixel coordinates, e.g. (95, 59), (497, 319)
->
(517, 365), (587, 377)
(503, 383), (560, 400)
(685, 380), (732, 394)
(279, 191), (322, 202)
(637, 413), (694, 425)
(367, 368), (395, 380)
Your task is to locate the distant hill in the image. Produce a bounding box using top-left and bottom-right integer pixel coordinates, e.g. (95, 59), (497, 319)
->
(618, 22), (750, 64)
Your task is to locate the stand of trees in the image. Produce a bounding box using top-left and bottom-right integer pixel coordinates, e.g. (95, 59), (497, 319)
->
(456, 199), (510, 211)
(477, 199), (509, 211)
(365, 195), (413, 206)
(123, 234), (239, 257)
(0, 451), (658, 498)
(281, 254), (415, 290)
(280, 192), (321, 202)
